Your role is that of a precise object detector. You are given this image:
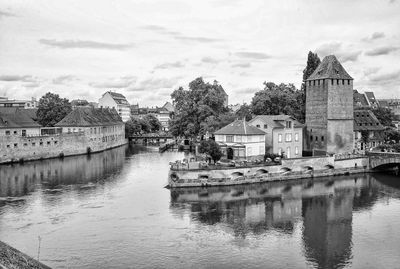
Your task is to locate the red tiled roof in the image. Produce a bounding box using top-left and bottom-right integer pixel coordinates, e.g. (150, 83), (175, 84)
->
(214, 119), (266, 135)
(55, 107), (123, 127)
(307, 55), (353, 80)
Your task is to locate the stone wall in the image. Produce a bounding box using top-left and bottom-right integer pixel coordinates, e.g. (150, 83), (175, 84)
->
(0, 131), (127, 164)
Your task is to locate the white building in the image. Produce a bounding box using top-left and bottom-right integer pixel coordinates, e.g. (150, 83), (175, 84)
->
(214, 119), (266, 160)
(0, 108), (41, 137)
(98, 91), (130, 122)
(0, 97), (38, 109)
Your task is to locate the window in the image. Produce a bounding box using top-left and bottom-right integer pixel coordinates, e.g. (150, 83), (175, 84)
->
(278, 148), (282, 155)
(247, 147), (252, 156)
(32, 142), (35, 146)
(278, 134), (282, 143)
(14, 143), (18, 148)
(256, 124), (260, 128)
(285, 133), (292, 142)
(286, 121), (292, 128)
(22, 130), (26, 137)
(321, 136), (324, 142)
(295, 133), (299, 142)
(226, 135), (234, 143)
(264, 124), (268, 129)
(47, 141), (51, 145)
(310, 135), (313, 141)
(13, 131), (17, 135)
(331, 79), (334, 85)
(295, 146), (299, 155)
(286, 147), (291, 158)
(40, 142), (43, 146)
(316, 136), (318, 141)
(54, 141), (58, 145)
(5, 130), (10, 135)
(23, 143), (27, 147)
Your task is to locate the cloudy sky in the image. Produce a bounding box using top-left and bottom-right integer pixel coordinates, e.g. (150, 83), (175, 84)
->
(0, 0), (399, 106)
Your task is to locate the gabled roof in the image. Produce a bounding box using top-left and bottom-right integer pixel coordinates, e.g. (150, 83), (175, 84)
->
(55, 107), (123, 127)
(249, 115), (304, 129)
(214, 119), (266, 135)
(103, 91), (129, 105)
(0, 108), (41, 128)
(353, 90), (369, 107)
(162, 101), (175, 112)
(307, 55), (353, 81)
(364, 91), (378, 106)
(354, 110), (385, 131)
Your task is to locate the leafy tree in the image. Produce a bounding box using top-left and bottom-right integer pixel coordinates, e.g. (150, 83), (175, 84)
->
(302, 51), (321, 82)
(251, 82), (305, 123)
(360, 130), (370, 144)
(143, 114), (162, 132)
(198, 139), (223, 163)
(385, 128), (400, 143)
(170, 77), (229, 138)
(37, 92), (72, 127)
(371, 107), (395, 127)
(125, 117), (142, 137)
(235, 103), (253, 121)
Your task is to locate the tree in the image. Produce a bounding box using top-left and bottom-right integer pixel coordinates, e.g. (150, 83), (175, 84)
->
(125, 118), (142, 137)
(198, 139), (223, 163)
(302, 51), (321, 82)
(170, 77), (229, 138)
(371, 107), (395, 127)
(235, 103), (253, 121)
(37, 92), (72, 127)
(384, 128), (400, 143)
(251, 82), (305, 123)
(142, 114), (162, 132)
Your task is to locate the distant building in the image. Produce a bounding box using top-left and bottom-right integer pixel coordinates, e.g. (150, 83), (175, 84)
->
(249, 115), (303, 158)
(305, 55), (354, 155)
(364, 92), (379, 108)
(55, 107), (125, 144)
(0, 107), (41, 137)
(214, 119), (266, 160)
(98, 91), (130, 122)
(131, 102), (174, 131)
(0, 97), (38, 109)
(353, 110), (385, 152)
(162, 101), (175, 113)
(71, 99), (91, 110)
(228, 104), (241, 113)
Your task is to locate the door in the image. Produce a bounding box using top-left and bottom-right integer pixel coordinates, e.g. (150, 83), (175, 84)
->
(227, 147), (234, 160)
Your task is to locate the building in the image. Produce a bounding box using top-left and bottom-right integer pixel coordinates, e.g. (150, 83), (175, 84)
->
(55, 107), (125, 145)
(0, 97), (38, 109)
(131, 102), (174, 131)
(249, 115), (303, 158)
(364, 92), (379, 108)
(0, 107), (41, 137)
(353, 110), (385, 152)
(305, 55), (354, 155)
(98, 91), (130, 122)
(214, 119), (266, 159)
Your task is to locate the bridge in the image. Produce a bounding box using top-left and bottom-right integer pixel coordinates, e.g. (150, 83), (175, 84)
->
(367, 152), (400, 170)
(128, 133), (174, 144)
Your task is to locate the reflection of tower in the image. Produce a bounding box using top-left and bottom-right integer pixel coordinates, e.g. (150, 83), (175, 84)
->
(302, 189), (354, 269)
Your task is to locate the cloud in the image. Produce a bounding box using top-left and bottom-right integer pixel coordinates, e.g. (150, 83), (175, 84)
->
(232, 62), (251, 68)
(369, 70), (400, 84)
(52, 75), (77, 84)
(0, 75), (36, 82)
(173, 36), (221, 43)
(128, 77), (180, 92)
(39, 39), (134, 50)
(201, 57), (221, 64)
(140, 25), (180, 36)
(315, 42), (361, 62)
(0, 10), (16, 18)
(24, 82), (40, 88)
(235, 87), (258, 94)
(234, 51), (270, 60)
(363, 67), (380, 76)
(89, 76), (137, 88)
(365, 46), (400, 56)
(362, 32), (385, 42)
(154, 61), (184, 69)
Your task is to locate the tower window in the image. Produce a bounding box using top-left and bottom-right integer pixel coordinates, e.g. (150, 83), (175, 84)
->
(342, 79), (345, 85)
(318, 80), (320, 86)
(310, 135), (313, 141)
(331, 79), (334, 85)
(321, 136), (324, 142)
(348, 80), (350, 85)
(316, 136), (318, 141)
(337, 79), (339, 85)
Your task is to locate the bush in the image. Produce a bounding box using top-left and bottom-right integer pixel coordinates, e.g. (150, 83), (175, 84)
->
(198, 140), (223, 163)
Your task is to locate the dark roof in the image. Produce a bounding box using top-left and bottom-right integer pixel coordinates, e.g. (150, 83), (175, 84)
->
(354, 110), (385, 131)
(0, 108), (41, 128)
(307, 55), (353, 81)
(353, 91), (369, 107)
(378, 100), (389, 108)
(249, 115), (304, 129)
(364, 91), (378, 105)
(214, 119), (266, 135)
(55, 107), (123, 127)
(162, 102), (175, 112)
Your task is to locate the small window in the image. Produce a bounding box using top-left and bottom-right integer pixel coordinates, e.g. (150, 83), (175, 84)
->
(295, 146), (299, 155)
(278, 134), (282, 143)
(54, 141), (58, 145)
(23, 143), (27, 147)
(331, 79), (334, 85)
(14, 143), (18, 148)
(264, 124), (268, 129)
(226, 135), (234, 143)
(337, 79), (339, 85)
(316, 136), (318, 141)
(6, 145), (10, 148)
(348, 80), (350, 85)
(295, 133), (299, 142)
(321, 136), (324, 142)
(5, 130), (10, 135)
(310, 135), (313, 141)
(13, 131), (17, 135)
(40, 142), (43, 146)
(47, 141), (51, 145)
(286, 121), (292, 128)
(342, 79), (345, 85)
(256, 124), (260, 128)
(32, 142), (35, 146)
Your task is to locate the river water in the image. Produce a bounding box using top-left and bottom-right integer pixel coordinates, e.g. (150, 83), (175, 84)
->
(0, 145), (400, 269)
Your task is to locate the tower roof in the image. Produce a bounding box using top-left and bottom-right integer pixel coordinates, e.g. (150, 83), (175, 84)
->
(307, 55), (353, 81)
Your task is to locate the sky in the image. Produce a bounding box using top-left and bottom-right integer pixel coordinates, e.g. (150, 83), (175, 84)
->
(0, 0), (400, 106)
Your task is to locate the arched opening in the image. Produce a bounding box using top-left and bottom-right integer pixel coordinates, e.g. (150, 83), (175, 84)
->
(199, 175), (209, 181)
(256, 169), (269, 176)
(324, 164), (334, 170)
(303, 166), (313, 173)
(231, 171), (244, 180)
(280, 167), (292, 174)
(170, 173), (179, 182)
(227, 147), (234, 160)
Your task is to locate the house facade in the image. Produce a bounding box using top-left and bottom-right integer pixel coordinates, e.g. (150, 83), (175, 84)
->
(0, 108), (41, 137)
(214, 119), (266, 160)
(353, 110), (385, 152)
(249, 115), (303, 158)
(98, 91), (131, 122)
(55, 107), (125, 146)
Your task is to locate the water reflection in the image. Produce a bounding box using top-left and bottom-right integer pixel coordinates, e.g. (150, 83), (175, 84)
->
(0, 145), (128, 199)
(170, 174), (397, 269)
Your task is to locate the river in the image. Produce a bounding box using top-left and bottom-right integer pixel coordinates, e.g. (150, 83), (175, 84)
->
(0, 145), (400, 269)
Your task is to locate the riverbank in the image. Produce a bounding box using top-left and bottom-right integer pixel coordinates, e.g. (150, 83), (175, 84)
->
(0, 241), (50, 269)
(167, 155), (372, 188)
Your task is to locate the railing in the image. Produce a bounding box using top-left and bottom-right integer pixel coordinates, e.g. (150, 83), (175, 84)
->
(170, 159), (281, 171)
(334, 153), (366, 160)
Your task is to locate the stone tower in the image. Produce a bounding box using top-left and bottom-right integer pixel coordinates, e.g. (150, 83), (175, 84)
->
(305, 55), (354, 155)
